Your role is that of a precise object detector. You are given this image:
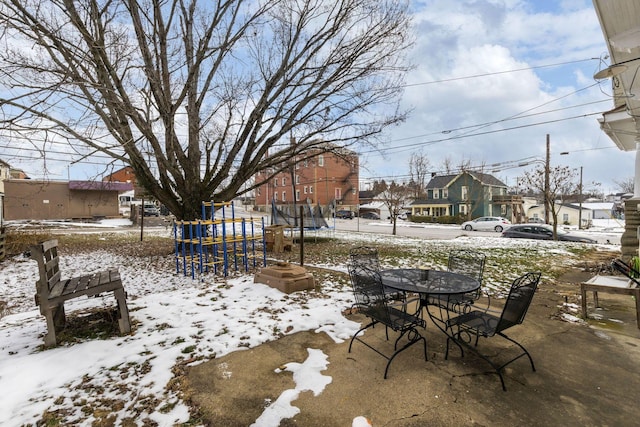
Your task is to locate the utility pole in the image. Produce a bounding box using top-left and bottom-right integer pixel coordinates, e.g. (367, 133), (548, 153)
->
(544, 134), (550, 225)
(578, 166), (583, 229)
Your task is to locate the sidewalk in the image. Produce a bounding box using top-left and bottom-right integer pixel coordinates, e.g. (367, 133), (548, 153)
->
(186, 269), (640, 426)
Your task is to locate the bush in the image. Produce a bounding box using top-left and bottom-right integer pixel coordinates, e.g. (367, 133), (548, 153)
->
(407, 214), (466, 225)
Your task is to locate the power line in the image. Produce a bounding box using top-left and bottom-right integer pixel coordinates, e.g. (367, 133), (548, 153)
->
(402, 58), (599, 88)
(359, 111), (604, 156)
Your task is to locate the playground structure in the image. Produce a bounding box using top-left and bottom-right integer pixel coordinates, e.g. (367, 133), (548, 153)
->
(173, 201), (267, 278)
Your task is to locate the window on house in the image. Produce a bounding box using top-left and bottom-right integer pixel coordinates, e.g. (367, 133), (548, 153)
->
(304, 186), (308, 194)
(296, 190), (300, 201)
(461, 186), (468, 199)
(310, 185), (313, 194)
(257, 188), (261, 196)
(282, 191), (286, 202)
(563, 213), (569, 223)
(433, 189), (439, 199)
(460, 204), (467, 214)
(443, 188), (448, 198)
(304, 159), (308, 167)
(274, 192), (278, 201)
(318, 155), (324, 167)
(274, 178), (278, 187)
(295, 162), (300, 169)
(335, 188), (342, 200)
(295, 175), (300, 184)
(282, 177), (287, 186)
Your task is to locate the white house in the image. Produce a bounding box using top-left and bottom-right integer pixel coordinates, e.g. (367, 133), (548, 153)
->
(358, 201), (391, 220)
(527, 203), (592, 228)
(581, 202), (615, 220)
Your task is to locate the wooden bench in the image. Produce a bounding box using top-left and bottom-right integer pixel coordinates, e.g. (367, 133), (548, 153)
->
(581, 259), (640, 329)
(30, 239), (131, 346)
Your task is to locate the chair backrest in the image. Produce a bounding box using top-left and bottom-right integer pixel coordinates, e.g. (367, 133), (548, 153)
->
(495, 272), (541, 333)
(347, 261), (388, 314)
(611, 259), (640, 286)
(447, 249), (486, 284)
(350, 246), (380, 271)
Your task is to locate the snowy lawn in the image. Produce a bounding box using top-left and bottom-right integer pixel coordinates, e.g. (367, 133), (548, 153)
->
(0, 226), (620, 426)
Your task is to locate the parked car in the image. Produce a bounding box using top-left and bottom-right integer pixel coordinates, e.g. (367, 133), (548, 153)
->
(501, 224), (597, 244)
(461, 216), (511, 232)
(143, 204), (160, 217)
(360, 211), (380, 220)
(335, 210), (354, 219)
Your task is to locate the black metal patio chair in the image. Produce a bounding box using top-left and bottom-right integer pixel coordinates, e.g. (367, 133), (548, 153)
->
(611, 258), (640, 285)
(423, 249), (487, 328)
(349, 246), (404, 304)
(445, 271), (541, 391)
(347, 262), (427, 379)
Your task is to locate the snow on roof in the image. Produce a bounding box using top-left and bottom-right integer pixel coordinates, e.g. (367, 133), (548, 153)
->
(581, 202), (614, 210)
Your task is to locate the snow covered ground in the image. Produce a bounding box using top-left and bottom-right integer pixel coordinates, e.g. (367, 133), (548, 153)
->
(0, 219), (624, 426)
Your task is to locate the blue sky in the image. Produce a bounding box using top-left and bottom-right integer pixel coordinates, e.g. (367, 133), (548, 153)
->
(358, 0), (630, 194)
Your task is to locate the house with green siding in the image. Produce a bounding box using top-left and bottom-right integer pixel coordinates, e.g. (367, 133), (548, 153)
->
(409, 171), (512, 220)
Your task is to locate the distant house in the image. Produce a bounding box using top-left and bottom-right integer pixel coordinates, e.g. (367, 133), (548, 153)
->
(582, 202), (615, 220)
(4, 179), (132, 220)
(358, 201), (390, 220)
(527, 203), (592, 228)
(409, 171), (512, 220)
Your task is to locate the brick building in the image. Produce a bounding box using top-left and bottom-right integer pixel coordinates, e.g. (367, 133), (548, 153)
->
(254, 146), (359, 214)
(103, 166), (136, 183)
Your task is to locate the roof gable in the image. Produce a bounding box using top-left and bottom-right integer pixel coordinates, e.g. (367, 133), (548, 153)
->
(426, 171), (507, 189)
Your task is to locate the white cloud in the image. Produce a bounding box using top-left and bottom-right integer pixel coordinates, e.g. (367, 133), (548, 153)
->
(362, 0), (630, 194)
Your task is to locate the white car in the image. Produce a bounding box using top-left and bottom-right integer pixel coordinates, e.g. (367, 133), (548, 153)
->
(461, 216), (511, 232)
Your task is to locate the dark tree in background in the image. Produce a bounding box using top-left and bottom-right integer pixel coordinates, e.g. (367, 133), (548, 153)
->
(0, 0), (412, 219)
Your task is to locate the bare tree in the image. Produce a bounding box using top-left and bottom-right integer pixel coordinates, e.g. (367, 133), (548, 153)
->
(408, 152), (430, 199)
(614, 177), (634, 194)
(0, 0), (412, 220)
(441, 156), (454, 174)
(372, 179), (410, 235)
(520, 165), (578, 238)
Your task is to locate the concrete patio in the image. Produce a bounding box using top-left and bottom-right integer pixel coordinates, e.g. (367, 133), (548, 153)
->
(185, 268), (640, 426)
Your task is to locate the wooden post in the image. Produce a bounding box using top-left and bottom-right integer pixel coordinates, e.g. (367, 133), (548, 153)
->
(299, 205), (304, 266)
(140, 197), (145, 241)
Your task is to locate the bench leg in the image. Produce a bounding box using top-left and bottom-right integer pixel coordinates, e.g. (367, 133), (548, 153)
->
(581, 285), (588, 320)
(114, 288), (131, 335)
(43, 304), (65, 347)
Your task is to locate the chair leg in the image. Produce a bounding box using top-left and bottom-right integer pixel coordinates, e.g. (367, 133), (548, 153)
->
(497, 332), (536, 373)
(452, 332), (535, 391)
(348, 320), (377, 353)
(384, 328), (427, 379)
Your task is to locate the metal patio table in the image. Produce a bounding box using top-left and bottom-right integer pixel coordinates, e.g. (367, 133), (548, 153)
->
(379, 268), (481, 336)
